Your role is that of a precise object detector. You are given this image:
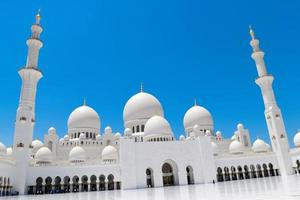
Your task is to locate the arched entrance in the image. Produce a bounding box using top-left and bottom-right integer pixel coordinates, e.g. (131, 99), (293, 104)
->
(268, 163), (275, 176)
(72, 176), (79, 192)
(237, 166), (244, 180)
(107, 174), (114, 190)
(263, 164), (269, 177)
(63, 176), (70, 193)
(81, 176), (88, 192)
(162, 163), (175, 186)
(231, 166), (237, 180)
(224, 167), (230, 181)
(99, 175), (105, 190)
(146, 168), (154, 188)
(250, 165), (256, 178)
(186, 166), (194, 184)
(36, 177), (43, 194)
(244, 165), (250, 179)
(217, 167), (224, 182)
(257, 164), (263, 178)
(45, 177), (52, 194)
(54, 176), (61, 193)
(90, 175), (97, 191)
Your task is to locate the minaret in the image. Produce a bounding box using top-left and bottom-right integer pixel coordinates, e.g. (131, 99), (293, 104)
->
(12, 10), (43, 194)
(249, 26), (293, 176)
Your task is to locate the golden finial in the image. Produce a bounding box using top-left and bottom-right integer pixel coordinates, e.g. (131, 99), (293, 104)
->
(140, 82), (144, 93)
(194, 98), (197, 106)
(249, 25), (255, 40)
(36, 9), (41, 24)
(83, 97), (87, 106)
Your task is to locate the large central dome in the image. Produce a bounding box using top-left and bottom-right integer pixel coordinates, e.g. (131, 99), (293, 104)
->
(123, 92), (164, 123)
(68, 105), (101, 131)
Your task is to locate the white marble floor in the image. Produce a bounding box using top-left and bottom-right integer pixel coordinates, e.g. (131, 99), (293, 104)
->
(4, 176), (300, 200)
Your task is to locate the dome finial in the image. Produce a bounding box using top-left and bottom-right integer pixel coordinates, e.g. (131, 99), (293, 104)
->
(140, 82), (144, 93)
(83, 97), (87, 106)
(194, 98), (197, 106)
(249, 25), (255, 40)
(36, 9), (41, 25)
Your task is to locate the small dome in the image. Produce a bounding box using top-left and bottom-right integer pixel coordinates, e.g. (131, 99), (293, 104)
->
(216, 131), (222, 136)
(48, 127), (56, 135)
(35, 147), (52, 164)
(115, 132), (121, 138)
(183, 105), (213, 132)
(294, 131), (300, 147)
(59, 138), (64, 142)
(123, 92), (164, 123)
(237, 123), (244, 131)
(64, 135), (70, 141)
(68, 105), (100, 131)
(211, 142), (218, 155)
(6, 147), (12, 156)
(96, 134), (101, 140)
(0, 142), (7, 155)
(252, 138), (269, 153)
(229, 140), (244, 154)
(69, 146), (86, 163)
(144, 116), (173, 139)
(124, 128), (132, 137)
(104, 126), (112, 135)
(31, 139), (43, 152)
(179, 135), (185, 141)
(102, 145), (118, 161)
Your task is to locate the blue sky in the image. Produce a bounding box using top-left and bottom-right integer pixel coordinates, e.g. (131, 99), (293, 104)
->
(0, 0), (299, 147)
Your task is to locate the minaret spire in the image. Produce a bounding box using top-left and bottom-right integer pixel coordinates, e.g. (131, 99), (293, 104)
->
(12, 12), (44, 194)
(35, 9), (41, 25)
(140, 82), (144, 93)
(250, 27), (293, 176)
(249, 25), (255, 40)
(26, 10), (43, 69)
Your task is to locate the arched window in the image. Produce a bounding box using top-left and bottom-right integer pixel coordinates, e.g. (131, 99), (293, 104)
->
(137, 126), (140, 132)
(132, 126), (135, 133)
(141, 125), (145, 132)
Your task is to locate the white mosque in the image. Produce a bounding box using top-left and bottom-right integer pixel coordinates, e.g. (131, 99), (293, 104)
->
(0, 12), (300, 196)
